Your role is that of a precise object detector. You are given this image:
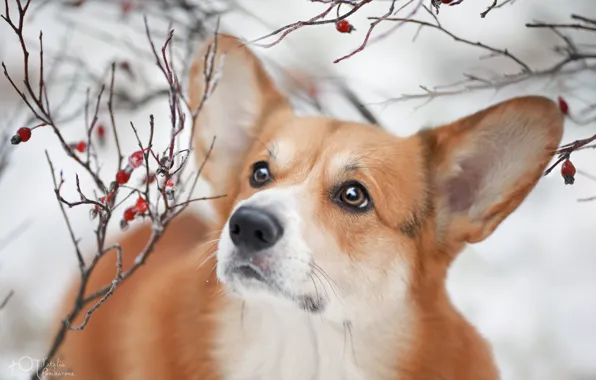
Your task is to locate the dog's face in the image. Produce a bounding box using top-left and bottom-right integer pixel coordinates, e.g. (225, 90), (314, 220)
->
(215, 119), (427, 320)
(189, 35), (563, 323)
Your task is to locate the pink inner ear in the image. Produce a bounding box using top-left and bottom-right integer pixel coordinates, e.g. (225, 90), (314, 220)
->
(432, 96), (564, 231)
(443, 151), (493, 213)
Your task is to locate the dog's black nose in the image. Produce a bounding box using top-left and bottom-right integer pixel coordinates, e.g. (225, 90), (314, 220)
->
(229, 206), (283, 251)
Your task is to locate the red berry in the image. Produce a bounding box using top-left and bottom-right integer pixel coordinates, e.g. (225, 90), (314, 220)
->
(76, 141), (87, 153)
(11, 127), (32, 144)
(116, 169), (131, 185)
(558, 96), (569, 115)
(97, 124), (106, 138)
(99, 192), (114, 205)
(336, 20), (353, 34)
(442, 0), (452, 3)
(135, 197), (149, 213)
(95, 192), (114, 212)
(123, 206), (137, 222)
(166, 179), (175, 187)
(142, 173), (156, 185)
(121, 0), (133, 14)
(18, 127), (32, 142)
(561, 159), (576, 185)
(129, 150), (144, 169)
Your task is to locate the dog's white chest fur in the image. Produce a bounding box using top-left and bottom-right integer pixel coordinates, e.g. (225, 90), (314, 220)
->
(215, 298), (386, 380)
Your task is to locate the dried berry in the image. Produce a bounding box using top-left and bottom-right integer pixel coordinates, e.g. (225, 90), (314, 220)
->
(135, 197), (149, 213)
(561, 159), (576, 185)
(123, 206), (137, 222)
(97, 124), (106, 138)
(558, 96), (569, 115)
(336, 20), (354, 34)
(142, 173), (156, 185)
(76, 141), (87, 153)
(121, 0), (133, 14)
(116, 169), (131, 185)
(11, 127), (32, 145)
(129, 150), (144, 169)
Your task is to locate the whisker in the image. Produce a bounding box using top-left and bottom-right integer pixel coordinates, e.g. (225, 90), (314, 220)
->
(196, 248), (218, 270)
(240, 300), (246, 332)
(208, 262), (221, 283)
(195, 238), (221, 250)
(311, 263), (343, 299)
(343, 321), (357, 364)
(308, 273), (323, 306)
(194, 241), (219, 269)
(203, 229), (223, 238)
(280, 256), (345, 302)
(309, 270), (330, 301)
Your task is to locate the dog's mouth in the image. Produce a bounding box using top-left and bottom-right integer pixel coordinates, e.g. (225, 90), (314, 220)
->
(224, 258), (327, 314)
(230, 263), (266, 283)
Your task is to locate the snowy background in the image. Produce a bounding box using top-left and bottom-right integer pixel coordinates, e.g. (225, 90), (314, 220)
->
(1, 0), (596, 379)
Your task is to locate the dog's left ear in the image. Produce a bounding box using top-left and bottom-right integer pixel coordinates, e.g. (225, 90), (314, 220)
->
(188, 34), (293, 203)
(420, 96), (564, 244)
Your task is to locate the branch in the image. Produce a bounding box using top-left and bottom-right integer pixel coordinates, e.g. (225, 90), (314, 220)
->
(543, 132), (596, 177)
(0, 2), (226, 378)
(376, 9), (596, 104)
(0, 290), (14, 310)
(247, 0), (373, 48)
(526, 22), (596, 32)
(377, 6), (531, 72)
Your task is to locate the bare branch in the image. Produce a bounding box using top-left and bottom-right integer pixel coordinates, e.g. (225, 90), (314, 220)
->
(248, 0), (373, 49)
(377, 7), (531, 72)
(0, 290), (14, 311)
(526, 21), (596, 32)
(1, 2), (226, 378)
(544, 132), (596, 177)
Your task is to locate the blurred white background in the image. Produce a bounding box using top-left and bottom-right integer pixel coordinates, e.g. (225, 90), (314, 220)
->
(0, 0), (595, 379)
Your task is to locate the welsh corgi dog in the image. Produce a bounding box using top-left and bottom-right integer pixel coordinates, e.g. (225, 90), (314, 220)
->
(56, 34), (564, 380)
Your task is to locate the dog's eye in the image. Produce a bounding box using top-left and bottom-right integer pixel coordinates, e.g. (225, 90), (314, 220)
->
(250, 161), (271, 188)
(336, 182), (371, 211)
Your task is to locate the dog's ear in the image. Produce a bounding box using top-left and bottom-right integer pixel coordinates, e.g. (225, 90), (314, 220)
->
(189, 34), (293, 198)
(419, 96), (564, 244)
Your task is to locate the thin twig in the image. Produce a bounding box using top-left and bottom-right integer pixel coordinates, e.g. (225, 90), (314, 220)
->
(0, 290), (14, 310)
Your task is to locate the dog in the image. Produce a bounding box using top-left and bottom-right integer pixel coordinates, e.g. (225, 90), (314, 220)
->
(55, 34), (564, 380)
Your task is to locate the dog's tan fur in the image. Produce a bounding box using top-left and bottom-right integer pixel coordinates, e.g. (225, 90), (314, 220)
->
(56, 35), (564, 380)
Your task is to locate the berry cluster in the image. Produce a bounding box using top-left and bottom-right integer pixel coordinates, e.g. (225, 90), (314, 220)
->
(120, 197), (149, 229)
(11, 122), (107, 147)
(115, 149), (146, 185)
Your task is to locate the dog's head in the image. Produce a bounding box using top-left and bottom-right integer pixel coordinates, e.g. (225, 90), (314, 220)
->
(190, 35), (563, 323)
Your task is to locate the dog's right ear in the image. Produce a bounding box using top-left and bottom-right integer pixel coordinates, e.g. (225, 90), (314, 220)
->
(189, 34), (293, 206)
(418, 96), (564, 246)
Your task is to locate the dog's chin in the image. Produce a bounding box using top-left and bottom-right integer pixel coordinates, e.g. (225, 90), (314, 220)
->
(221, 263), (326, 314)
